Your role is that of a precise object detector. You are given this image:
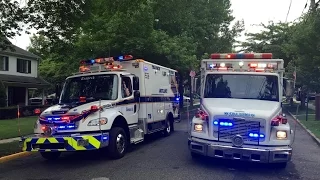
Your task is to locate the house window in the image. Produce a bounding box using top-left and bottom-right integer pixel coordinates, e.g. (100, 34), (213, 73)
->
(17, 59), (31, 74)
(0, 56), (9, 71)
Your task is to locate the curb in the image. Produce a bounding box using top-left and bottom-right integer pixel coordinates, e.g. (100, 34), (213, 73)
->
(0, 151), (31, 163)
(286, 110), (320, 147)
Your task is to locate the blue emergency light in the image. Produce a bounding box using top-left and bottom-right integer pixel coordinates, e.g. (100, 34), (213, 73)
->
(249, 133), (265, 138)
(213, 120), (233, 127)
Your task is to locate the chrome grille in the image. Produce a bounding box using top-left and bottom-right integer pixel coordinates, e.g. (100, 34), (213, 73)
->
(213, 117), (265, 144)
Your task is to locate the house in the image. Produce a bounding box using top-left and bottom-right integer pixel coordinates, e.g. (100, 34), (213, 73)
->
(0, 44), (50, 107)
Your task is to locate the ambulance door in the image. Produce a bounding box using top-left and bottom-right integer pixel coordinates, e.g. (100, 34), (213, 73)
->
(120, 75), (138, 125)
(152, 69), (166, 123)
(170, 71), (180, 119)
(143, 65), (154, 124)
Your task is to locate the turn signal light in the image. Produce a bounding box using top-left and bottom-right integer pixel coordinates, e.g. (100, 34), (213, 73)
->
(271, 115), (287, 126)
(195, 109), (209, 121)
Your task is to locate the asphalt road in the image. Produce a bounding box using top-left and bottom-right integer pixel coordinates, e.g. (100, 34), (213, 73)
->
(1, 109), (320, 180)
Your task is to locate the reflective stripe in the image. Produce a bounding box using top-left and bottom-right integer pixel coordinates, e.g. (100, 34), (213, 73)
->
(22, 134), (108, 152)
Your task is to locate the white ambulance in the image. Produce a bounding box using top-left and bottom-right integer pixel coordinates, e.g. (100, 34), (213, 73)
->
(21, 55), (180, 160)
(188, 53), (293, 168)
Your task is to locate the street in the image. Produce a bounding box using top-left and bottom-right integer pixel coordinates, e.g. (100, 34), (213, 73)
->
(1, 110), (320, 180)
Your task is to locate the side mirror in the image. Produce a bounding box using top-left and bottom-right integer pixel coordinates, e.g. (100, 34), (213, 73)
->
(133, 76), (139, 90)
(134, 91), (140, 101)
(55, 84), (61, 98)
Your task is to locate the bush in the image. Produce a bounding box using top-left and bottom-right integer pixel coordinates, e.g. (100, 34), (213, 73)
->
(0, 105), (50, 120)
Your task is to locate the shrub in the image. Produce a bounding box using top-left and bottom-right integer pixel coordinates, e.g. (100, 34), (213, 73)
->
(0, 105), (50, 120)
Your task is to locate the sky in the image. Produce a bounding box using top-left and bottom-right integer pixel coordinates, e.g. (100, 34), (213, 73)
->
(9, 0), (309, 50)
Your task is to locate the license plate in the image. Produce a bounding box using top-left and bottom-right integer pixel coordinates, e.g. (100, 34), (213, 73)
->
(77, 139), (89, 146)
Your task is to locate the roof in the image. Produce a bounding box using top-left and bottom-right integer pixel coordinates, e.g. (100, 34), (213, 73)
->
(0, 42), (40, 60)
(0, 74), (50, 87)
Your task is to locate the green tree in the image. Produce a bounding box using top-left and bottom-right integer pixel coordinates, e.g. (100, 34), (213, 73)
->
(240, 21), (293, 67)
(286, 13), (320, 93)
(27, 0), (243, 87)
(0, 0), (28, 50)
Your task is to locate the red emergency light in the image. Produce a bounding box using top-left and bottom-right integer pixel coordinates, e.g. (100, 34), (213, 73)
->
(210, 53), (273, 59)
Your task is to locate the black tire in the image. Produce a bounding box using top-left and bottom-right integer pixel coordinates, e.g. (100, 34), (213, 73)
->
(170, 117), (174, 132)
(108, 127), (128, 159)
(40, 152), (61, 160)
(191, 152), (202, 159)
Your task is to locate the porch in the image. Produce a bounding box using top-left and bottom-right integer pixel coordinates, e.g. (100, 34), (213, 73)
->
(0, 74), (50, 106)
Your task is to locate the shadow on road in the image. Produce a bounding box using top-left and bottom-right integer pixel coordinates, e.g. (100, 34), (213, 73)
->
(38, 131), (168, 165)
(189, 155), (300, 179)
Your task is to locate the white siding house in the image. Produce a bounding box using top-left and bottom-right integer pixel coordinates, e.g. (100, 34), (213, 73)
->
(0, 44), (49, 106)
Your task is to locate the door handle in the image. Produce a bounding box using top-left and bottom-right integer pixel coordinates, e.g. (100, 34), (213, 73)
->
(134, 104), (137, 113)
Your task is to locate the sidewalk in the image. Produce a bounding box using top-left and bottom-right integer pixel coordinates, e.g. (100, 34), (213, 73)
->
(293, 98), (316, 110)
(0, 137), (21, 144)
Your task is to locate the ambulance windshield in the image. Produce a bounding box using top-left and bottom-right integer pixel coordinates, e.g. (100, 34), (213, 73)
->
(204, 74), (279, 102)
(60, 74), (118, 104)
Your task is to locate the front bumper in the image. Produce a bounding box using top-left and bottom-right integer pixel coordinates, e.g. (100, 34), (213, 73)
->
(20, 133), (109, 152)
(189, 137), (292, 163)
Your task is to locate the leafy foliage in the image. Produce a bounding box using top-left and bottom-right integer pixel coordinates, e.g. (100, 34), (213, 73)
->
(0, 0), (28, 50)
(240, 8), (320, 107)
(240, 21), (293, 67)
(22, 0), (243, 90)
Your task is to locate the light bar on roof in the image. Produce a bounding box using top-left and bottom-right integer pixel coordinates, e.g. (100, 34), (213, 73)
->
(78, 54), (133, 73)
(210, 53), (273, 59)
(79, 55), (134, 65)
(206, 61), (279, 72)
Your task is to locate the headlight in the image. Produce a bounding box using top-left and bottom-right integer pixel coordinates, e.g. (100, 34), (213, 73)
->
(276, 130), (287, 139)
(87, 117), (108, 126)
(194, 124), (203, 132)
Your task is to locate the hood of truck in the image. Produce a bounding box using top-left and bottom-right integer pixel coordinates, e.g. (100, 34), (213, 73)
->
(202, 98), (281, 120)
(41, 100), (115, 116)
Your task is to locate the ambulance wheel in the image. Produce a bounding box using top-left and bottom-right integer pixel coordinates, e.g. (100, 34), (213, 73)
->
(163, 119), (172, 136)
(40, 152), (61, 160)
(108, 127), (128, 159)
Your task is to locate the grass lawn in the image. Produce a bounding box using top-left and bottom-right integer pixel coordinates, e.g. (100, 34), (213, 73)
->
(284, 103), (315, 116)
(294, 115), (320, 139)
(0, 141), (21, 157)
(283, 103), (320, 139)
(0, 116), (37, 140)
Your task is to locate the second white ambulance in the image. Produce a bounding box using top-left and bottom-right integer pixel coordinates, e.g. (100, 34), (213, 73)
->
(188, 53), (293, 168)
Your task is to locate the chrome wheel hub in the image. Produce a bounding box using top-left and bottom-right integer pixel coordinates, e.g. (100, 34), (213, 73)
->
(116, 133), (125, 154)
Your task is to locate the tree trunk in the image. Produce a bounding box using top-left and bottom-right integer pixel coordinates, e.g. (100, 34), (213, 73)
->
(300, 93), (306, 109)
